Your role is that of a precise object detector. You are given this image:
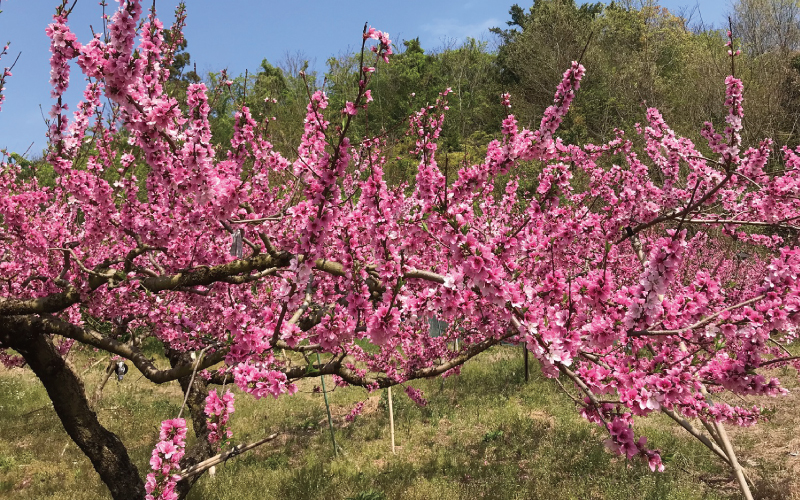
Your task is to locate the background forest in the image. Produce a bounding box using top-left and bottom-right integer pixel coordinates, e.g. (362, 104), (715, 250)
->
(11, 0), (800, 190)
(150, 0), (800, 182)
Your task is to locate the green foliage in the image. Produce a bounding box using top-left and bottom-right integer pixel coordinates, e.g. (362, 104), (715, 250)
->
(492, 1), (723, 146)
(8, 152), (54, 187)
(346, 490), (387, 500)
(163, 30), (201, 102)
(12, 0), (800, 196)
(482, 429), (505, 442)
(202, 54), (316, 158)
(183, 0), (797, 195)
(488, 0), (800, 152)
(357, 37), (505, 151)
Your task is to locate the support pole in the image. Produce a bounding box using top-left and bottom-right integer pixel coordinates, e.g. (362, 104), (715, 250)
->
(523, 346), (529, 382)
(698, 385), (754, 499)
(317, 353), (338, 457)
(714, 420), (754, 500)
(387, 386), (396, 454)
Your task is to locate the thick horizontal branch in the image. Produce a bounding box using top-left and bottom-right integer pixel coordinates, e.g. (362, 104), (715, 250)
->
(140, 252), (292, 292)
(0, 315), (226, 384)
(0, 286), (82, 317)
(0, 246), (446, 317)
(0, 251), (293, 316)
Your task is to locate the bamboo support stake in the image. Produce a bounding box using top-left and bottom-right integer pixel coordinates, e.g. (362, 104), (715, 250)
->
(177, 347), (209, 420)
(81, 355), (108, 376)
(660, 408), (731, 466)
(698, 385), (754, 498)
(714, 420), (754, 500)
(388, 386), (396, 454)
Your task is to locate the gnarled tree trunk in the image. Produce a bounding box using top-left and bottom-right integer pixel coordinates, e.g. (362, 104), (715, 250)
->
(0, 318), (146, 499)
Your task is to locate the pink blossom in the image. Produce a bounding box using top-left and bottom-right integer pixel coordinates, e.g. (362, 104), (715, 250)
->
(0, 9), (797, 490)
(146, 418), (186, 500)
(343, 101), (358, 116)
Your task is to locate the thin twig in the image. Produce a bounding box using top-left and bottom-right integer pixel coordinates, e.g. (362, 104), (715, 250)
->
(177, 347), (209, 420)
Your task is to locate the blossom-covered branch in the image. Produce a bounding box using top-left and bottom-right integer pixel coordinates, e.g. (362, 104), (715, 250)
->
(1, 3), (798, 499)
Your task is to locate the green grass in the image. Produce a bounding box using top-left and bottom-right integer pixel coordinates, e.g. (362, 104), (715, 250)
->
(0, 346), (793, 499)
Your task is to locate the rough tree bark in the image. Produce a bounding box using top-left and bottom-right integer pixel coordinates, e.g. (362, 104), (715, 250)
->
(0, 318), (146, 499)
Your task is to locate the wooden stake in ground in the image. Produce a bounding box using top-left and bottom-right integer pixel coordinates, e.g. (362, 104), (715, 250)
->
(317, 352), (339, 457)
(523, 345), (529, 382)
(387, 386), (396, 454)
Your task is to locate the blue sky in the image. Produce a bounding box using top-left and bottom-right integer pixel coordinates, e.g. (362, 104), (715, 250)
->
(0, 0), (731, 156)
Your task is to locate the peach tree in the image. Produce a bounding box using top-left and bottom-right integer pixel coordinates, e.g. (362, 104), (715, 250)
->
(1, 2), (799, 499)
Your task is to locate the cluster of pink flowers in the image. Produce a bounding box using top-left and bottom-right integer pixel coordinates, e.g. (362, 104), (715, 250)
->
(233, 363), (297, 400)
(4, 2), (800, 483)
(364, 26), (392, 64)
(701, 75), (744, 164)
(404, 386), (428, 407)
(345, 401), (365, 422)
(624, 231), (687, 329)
(204, 389), (235, 447)
(605, 416), (664, 472)
(0, 349), (24, 368)
(725, 30), (742, 57)
(538, 62), (584, 141)
(45, 13), (81, 144)
(145, 418), (187, 500)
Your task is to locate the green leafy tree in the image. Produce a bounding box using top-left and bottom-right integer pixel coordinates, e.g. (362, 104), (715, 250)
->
(206, 55), (317, 157)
